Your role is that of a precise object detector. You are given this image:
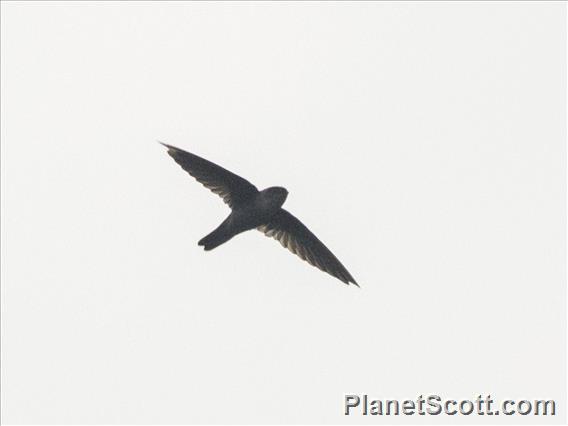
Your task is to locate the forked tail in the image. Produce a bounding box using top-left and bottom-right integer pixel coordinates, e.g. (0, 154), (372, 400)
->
(198, 216), (233, 251)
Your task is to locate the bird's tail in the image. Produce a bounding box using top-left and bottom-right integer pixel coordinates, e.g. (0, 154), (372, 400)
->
(198, 217), (234, 251)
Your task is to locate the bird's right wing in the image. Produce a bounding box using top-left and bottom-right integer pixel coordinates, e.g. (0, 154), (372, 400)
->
(258, 209), (358, 286)
(161, 143), (259, 209)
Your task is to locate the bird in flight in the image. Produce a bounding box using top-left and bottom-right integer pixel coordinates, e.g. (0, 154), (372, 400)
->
(161, 143), (358, 286)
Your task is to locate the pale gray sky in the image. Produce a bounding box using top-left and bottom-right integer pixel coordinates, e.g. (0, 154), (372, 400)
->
(1, 2), (565, 424)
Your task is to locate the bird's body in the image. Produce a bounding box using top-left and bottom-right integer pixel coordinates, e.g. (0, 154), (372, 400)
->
(161, 143), (358, 286)
(198, 188), (287, 250)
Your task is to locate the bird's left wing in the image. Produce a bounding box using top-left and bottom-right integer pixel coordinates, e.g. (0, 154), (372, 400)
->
(161, 143), (259, 209)
(258, 209), (358, 286)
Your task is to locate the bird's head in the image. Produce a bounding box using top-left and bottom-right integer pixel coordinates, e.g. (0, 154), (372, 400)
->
(263, 186), (289, 208)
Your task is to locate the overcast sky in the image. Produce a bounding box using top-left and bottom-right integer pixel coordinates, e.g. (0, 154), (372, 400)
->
(1, 2), (565, 424)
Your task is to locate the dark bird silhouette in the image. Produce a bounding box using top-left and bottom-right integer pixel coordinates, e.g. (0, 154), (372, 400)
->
(161, 143), (358, 286)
